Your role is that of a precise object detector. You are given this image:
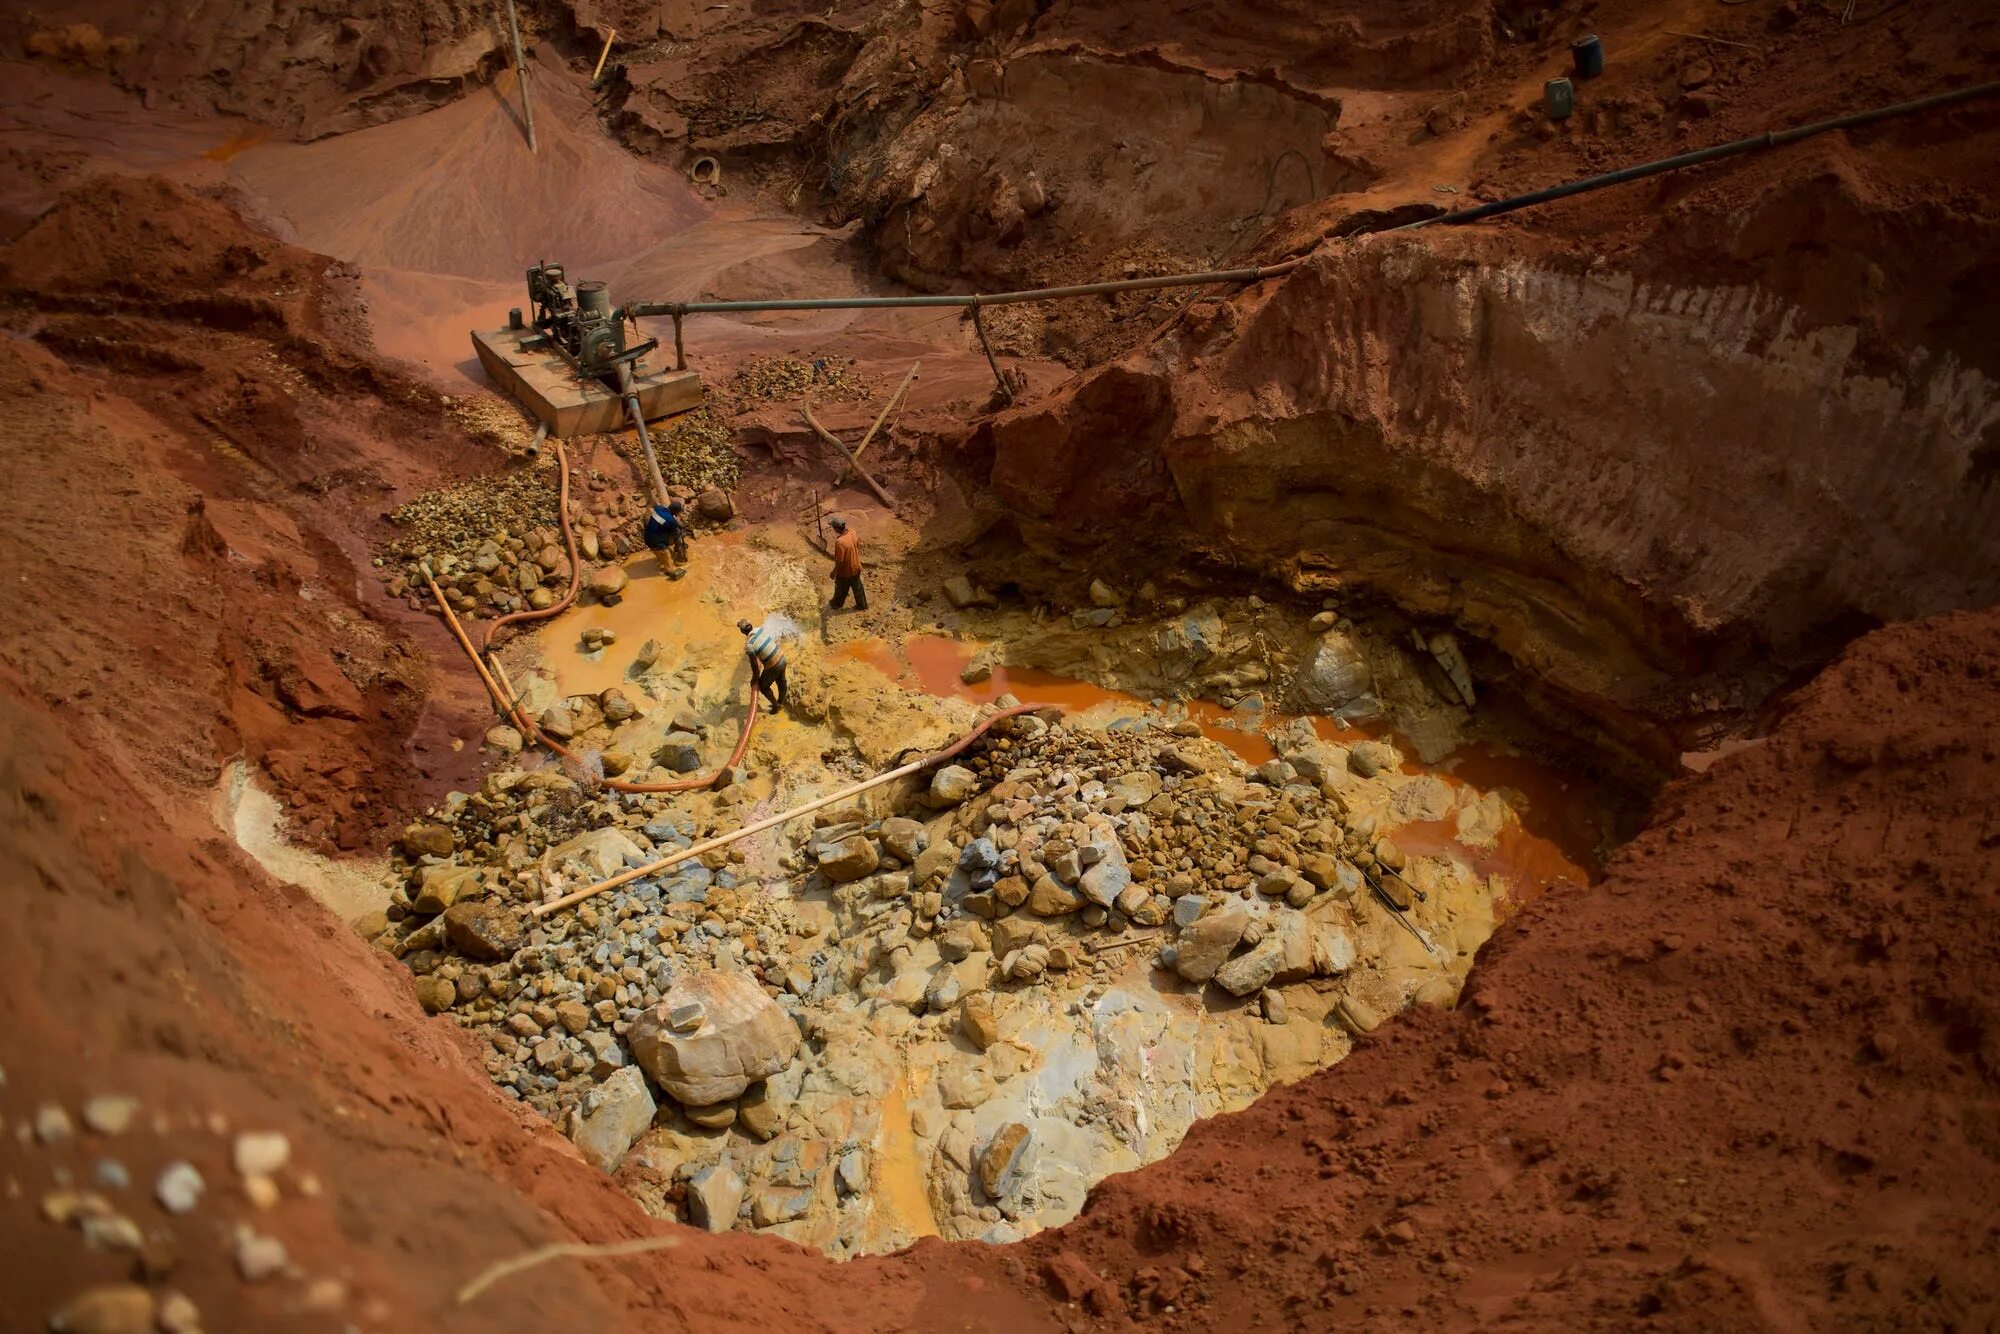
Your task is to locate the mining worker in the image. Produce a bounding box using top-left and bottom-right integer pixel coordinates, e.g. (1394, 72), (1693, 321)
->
(739, 619), (788, 713)
(827, 516), (868, 611)
(644, 500), (689, 580)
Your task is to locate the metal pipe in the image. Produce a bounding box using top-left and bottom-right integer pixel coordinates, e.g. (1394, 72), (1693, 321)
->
(502, 0), (537, 153)
(625, 260), (1303, 319)
(971, 302), (1013, 405)
(1399, 78), (2000, 231)
(615, 362), (669, 504)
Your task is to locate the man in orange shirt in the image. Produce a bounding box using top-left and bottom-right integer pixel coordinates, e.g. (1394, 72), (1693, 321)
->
(827, 516), (868, 611)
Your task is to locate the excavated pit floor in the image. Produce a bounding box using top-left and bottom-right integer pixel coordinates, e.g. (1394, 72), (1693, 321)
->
(349, 529), (1608, 1255)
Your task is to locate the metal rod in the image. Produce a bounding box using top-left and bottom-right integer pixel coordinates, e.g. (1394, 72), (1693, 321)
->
(590, 27), (618, 83)
(503, 0), (537, 153)
(615, 363), (668, 503)
(626, 260), (1303, 318)
(1399, 78), (2000, 231)
(971, 303), (1013, 406)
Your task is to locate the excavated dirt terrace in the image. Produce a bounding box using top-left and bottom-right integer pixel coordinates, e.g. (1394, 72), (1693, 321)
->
(2, 1), (1998, 1330)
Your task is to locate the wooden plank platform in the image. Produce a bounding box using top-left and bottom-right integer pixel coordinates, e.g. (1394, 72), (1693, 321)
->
(471, 326), (703, 438)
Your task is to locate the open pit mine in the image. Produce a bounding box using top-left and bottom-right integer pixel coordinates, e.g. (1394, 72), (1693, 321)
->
(1, 1), (1997, 1330)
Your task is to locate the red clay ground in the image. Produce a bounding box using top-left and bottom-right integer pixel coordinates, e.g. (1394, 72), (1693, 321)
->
(2, 2), (1999, 1329)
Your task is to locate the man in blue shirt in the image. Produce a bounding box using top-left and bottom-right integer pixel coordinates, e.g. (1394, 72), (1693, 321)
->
(644, 500), (689, 579)
(739, 618), (787, 712)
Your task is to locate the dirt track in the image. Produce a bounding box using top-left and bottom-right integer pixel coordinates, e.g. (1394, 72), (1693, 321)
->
(2, 0), (1999, 1328)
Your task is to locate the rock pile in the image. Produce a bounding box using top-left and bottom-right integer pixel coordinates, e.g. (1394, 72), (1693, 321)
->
(377, 685), (1487, 1250)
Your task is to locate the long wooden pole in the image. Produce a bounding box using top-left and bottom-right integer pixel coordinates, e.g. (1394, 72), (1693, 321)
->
(801, 398), (895, 508)
(590, 28), (619, 83)
(531, 703), (1051, 917)
(503, 0), (537, 153)
(838, 360), (919, 485)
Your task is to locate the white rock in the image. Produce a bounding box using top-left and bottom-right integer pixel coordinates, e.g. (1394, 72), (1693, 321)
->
(155, 1161), (205, 1215)
(233, 1225), (289, 1282)
(232, 1131), (291, 1180)
(81, 1096), (140, 1136)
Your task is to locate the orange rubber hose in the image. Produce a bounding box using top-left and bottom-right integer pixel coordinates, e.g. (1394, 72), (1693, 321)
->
(423, 564), (759, 793)
(480, 438), (582, 653)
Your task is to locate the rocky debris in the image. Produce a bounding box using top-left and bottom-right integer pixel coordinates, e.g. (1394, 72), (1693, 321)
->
(1428, 632), (1476, 707)
(571, 1066), (657, 1171)
(687, 1163), (745, 1231)
(371, 662), (1487, 1255)
(631, 970), (802, 1106)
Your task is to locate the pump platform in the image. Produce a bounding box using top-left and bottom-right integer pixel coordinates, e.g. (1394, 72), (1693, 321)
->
(472, 326), (703, 438)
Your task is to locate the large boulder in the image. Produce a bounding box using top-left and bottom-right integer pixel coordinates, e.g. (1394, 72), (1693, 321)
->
(815, 835), (880, 883)
(588, 565), (630, 602)
(1169, 905), (1250, 983)
(544, 827), (645, 880)
(1291, 630), (1374, 713)
(1076, 831), (1131, 909)
(630, 971), (801, 1107)
(569, 1066), (656, 1172)
(655, 732), (705, 773)
(695, 487), (734, 522)
(411, 864), (479, 914)
(930, 764), (978, 805)
(401, 823), (455, 858)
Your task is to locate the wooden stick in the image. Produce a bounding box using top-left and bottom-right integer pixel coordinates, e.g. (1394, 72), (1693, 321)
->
(590, 28), (618, 83)
(532, 704), (1053, 917)
(838, 360), (919, 484)
(1663, 28), (1760, 51)
(503, 0), (537, 152)
(802, 398), (895, 508)
(457, 1233), (678, 1305)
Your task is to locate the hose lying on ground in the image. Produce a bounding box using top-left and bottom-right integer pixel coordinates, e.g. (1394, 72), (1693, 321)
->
(422, 562), (759, 795)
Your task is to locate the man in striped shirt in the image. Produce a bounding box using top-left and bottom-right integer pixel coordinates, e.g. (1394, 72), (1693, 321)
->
(738, 618), (788, 713)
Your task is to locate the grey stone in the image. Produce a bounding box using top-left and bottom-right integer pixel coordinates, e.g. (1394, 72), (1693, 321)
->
(655, 731), (704, 773)
(686, 1165), (743, 1232)
(1173, 896), (1206, 928)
